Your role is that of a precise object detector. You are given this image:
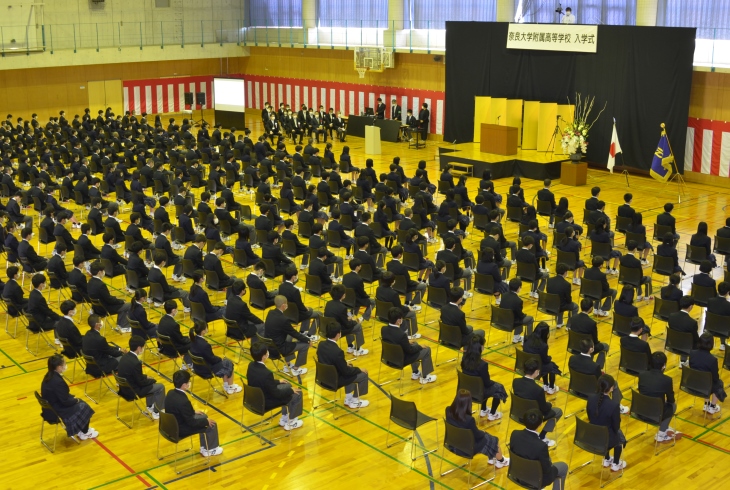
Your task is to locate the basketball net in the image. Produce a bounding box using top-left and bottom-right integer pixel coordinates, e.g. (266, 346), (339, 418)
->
(356, 67), (368, 79)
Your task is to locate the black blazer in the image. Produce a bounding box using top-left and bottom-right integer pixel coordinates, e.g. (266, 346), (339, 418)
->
(689, 349), (720, 386)
(157, 314), (191, 355)
(183, 244), (204, 270)
(116, 352), (155, 399)
(316, 339), (362, 387)
(68, 268), (88, 302)
(708, 296), (730, 316)
(509, 429), (558, 484)
(47, 254), (69, 288)
(342, 271), (371, 307)
(40, 372), (80, 420)
(203, 253), (230, 282)
(586, 393), (622, 448)
(567, 313), (599, 344)
(55, 317), (82, 357)
(380, 324), (422, 365)
(620, 335), (652, 362)
(568, 353), (602, 378)
(87, 276), (124, 307)
(3, 279), (27, 312)
(28, 289), (61, 328)
(82, 329), (122, 376)
(190, 336), (222, 377)
(584, 266), (611, 296)
(225, 295), (262, 338)
(445, 408), (486, 452)
(512, 376), (553, 416)
(164, 389), (209, 439)
(246, 361), (293, 411)
(638, 368), (675, 407)
(546, 275), (572, 310)
(264, 309), (309, 356)
(309, 258), (332, 289)
(668, 311), (699, 348)
(376, 285), (409, 316)
(500, 291), (525, 325)
(440, 303), (471, 339)
(324, 299), (358, 334)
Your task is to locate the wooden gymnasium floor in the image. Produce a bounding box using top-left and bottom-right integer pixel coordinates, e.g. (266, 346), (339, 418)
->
(3, 116), (730, 490)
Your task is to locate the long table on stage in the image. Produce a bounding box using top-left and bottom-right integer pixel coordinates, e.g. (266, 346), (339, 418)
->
(346, 115), (402, 142)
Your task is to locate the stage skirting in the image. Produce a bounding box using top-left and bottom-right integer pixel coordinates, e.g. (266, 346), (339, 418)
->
(438, 143), (566, 180)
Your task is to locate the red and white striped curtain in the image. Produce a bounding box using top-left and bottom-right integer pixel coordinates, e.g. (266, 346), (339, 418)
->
(685, 118), (730, 176)
(122, 76), (214, 115)
(244, 74), (446, 135)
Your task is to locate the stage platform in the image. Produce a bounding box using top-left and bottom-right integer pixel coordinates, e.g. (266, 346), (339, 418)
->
(438, 143), (568, 180)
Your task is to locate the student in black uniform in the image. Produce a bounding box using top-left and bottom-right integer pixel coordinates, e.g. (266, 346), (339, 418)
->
(587, 374), (628, 472)
(509, 408), (567, 490)
(460, 336), (507, 420)
(523, 322), (562, 395)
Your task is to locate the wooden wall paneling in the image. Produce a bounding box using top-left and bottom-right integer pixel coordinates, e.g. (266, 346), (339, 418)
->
(505, 99), (524, 147)
(104, 80), (123, 116)
(87, 81), (107, 114)
(473, 96), (491, 142)
(537, 102), (558, 152)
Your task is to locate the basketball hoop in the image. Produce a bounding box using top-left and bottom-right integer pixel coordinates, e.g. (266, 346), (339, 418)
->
(356, 67), (368, 79)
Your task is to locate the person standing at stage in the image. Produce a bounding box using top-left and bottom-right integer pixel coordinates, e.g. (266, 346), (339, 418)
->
(561, 7), (575, 24)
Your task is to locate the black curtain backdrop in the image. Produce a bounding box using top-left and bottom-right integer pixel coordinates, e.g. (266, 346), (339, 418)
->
(445, 22), (696, 173)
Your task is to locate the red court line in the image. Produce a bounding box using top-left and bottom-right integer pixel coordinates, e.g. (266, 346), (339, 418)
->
(696, 438), (730, 455)
(93, 438), (151, 488)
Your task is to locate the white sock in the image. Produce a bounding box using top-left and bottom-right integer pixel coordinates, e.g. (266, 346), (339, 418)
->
(223, 382), (229, 388)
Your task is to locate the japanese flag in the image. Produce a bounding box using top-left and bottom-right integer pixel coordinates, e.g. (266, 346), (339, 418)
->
(608, 120), (622, 173)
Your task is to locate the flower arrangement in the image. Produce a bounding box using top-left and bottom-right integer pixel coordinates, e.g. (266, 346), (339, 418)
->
(560, 93), (606, 156)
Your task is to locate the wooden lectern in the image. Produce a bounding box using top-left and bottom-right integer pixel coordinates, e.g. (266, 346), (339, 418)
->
(561, 161), (588, 186)
(480, 124), (518, 155)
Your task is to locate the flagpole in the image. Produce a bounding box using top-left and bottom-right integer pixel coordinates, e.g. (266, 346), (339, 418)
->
(661, 123), (687, 203)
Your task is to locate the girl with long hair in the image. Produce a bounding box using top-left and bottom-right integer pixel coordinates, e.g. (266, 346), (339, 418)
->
(460, 336), (507, 419)
(586, 374), (627, 472)
(523, 322), (562, 394)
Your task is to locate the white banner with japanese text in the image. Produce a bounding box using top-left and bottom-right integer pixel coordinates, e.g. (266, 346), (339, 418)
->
(506, 24), (598, 53)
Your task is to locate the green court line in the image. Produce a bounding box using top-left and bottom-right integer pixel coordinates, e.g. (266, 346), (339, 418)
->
(0, 346), (27, 373)
(143, 471), (168, 490)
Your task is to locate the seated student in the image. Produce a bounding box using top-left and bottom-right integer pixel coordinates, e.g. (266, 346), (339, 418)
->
(323, 284), (368, 356)
(279, 266), (320, 338)
(27, 274), (61, 334)
(480, 228), (512, 279)
(589, 217), (621, 274)
(555, 210), (583, 237)
(341, 258), (376, 322)
(354, 212), (383, 257)
(40, 209), (57, 244)
(117, 335), (165, 419)
(203, 242), (238, 296)
(587, 374), (628, 472)
(104, 204), (125, 244)
(48, 244), (70, 289)
(235, 227), (261, 264)
(128, 289), (157, 338)
(614, 285), (651, 335)
(156, 223), (185, 280)
(523, 322), (562, 395)
(77, 223), (101, 259)
(55, 300), (83, 358)
(262, 231), (294, 278)
(693, 260), (717, 295)
(189, 320), (242, 394)
(478, 169), (501, 204)
(556, 226), (585, 285)
(628, 212), (653, 264)
(515, 235), (548, 298)
(718, 217), (730, 267)
(381, 307), (437, 385)
(546, 263), (578, 327)
(309, 246), (337, 294)
(621, 317), (653, 364)
(500, 278), (535, 343)
(18, 227), (48, 272)
(165, 370), (224, 457)
(126, 241), (151, 289)
(125, 212), (152, 249)
(53, 211), (77, 246)
(708, 281), (730, 350)
(511, 407), (568, 488)
(223, 280), (264, 340)
(387, 245), (426, 307)
(657, 232), (685, 275)
(441, 286), (485, 346)
(247, 261), (278, 308)
(638, 352), (678, 443)
(189, 271), (226, 322)
(668, 295), (699, 366)
(476, 247), (508, 304)
(690, 332), (727, 415)
(100, 232), (128, 277)
(460, 336), (507, 420)
(536, 179), (558, 226)
(354, 236), (383, 281)
(437, 237), (473, 291)
(41, 354), (99, 441)
(661, 273), (684, 307)
(264, 296), (311, 376)
(280, 219), (308, 260)
(620, 240), (653, 300)
(157, 300), (192, 364)
(82, 313), (125, 376)
(690, 221), (717, 267)
(445, 388), (510, 468)
(148, 254), (190, 317)
(568, 298), (609, 357)
(512, 359), (562, 446)
(570, 339), (629, 414)
(250, 340), (306, 435)
(584, 257), (617, 317)
(317, 322), (370, 408)
(376, 271), (420, 338)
